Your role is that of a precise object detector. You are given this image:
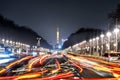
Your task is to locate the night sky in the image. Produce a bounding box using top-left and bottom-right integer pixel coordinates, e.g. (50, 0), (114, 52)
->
(0, 0), (120, 45)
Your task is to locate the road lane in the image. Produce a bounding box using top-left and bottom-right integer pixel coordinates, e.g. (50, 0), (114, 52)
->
(0, 54), (120, 80)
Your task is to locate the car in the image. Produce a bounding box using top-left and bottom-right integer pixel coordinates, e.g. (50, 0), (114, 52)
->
(103, 52), (120, 62)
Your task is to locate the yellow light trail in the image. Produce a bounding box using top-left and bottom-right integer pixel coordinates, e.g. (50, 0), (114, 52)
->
(50, 59), (61, 74)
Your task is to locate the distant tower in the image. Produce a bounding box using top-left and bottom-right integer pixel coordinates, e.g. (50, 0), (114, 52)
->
(56, 27), (60, 44)
(55, 27), (62, 50)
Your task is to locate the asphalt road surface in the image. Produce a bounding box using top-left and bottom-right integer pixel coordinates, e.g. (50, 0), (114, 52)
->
(0, 54), (119, 80)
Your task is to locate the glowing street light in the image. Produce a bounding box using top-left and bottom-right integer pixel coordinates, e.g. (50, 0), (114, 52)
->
(100, 34), (104, 56)
(96, 37), (99, 54)
(100, 34), (104, 38)
(114, 28), (119, 33)
(89, 39), (92, 55)
(9, 40), (12, 45)
(2, 39), (5, 44)
(96, 37), (99, 40)
(6, 40), (9, 44)
(113, 28), (119, 52)
(106, 31), (111, 52)
(106, 32), (111, 37)
(92, 38), (95, 54)
(113, 43), (117, 47)
(93, 38), (95, 41)
(10, 40), (12, 44)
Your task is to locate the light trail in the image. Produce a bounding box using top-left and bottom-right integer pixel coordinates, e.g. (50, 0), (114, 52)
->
(0, 54), (120, 80)
(68, 59), (83, 73)
(67, 54), (120, 78)
(0, 56), (32, 74)
(14, 70), (48, 80)
(50, 59), (61, 74)
(0, 76), (16, 80)
(27, 55), (51, 72)
(0, 58), (16, 64)
(27, 71), (74, 80)
(27, 57), (40, 72)
(39, 54), (50, 65)
(85, 57), (119, 67)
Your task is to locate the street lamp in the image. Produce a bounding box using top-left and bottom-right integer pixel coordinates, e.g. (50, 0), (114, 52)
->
(16, 42), (18, 46)
(100, 34), (104, 56)
(12, 42), (15, 46)
(113, 28), (119, 52)
(6, 40), (9, 45)
(100, 34), (104, 38)
(96, 37), (99, 55)
(106, 31), (111, 52)
(92, 38), (95, 54)
(2, 39), (5, 44)
(89, 39), (92, 55)
(10, 40), (12, 46)
(83, 40), (87, 54)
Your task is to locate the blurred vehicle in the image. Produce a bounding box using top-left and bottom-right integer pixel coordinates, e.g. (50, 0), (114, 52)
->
(0, 45), (17, 65)
(112, 57), (120, 67)
(0, 46), (16, 58)
(103, 52), (120, 62)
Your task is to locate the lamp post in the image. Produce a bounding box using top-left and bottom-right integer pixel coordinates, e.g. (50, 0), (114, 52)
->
(92, 38), (95, 55)
(12, 42), (15, 46)
(16, 42), (18, 47)
(2, 39), (5, 44)
(100, 34), (104, 56)
(89, 39), (92, 55)
(10, 40), (12, 46)
(6, 40), (9, 45)
(96, 37), (99, 55)
(113, 28), (119, 52)
(106, 32), (111, 52)
(84, 40), (87, 54)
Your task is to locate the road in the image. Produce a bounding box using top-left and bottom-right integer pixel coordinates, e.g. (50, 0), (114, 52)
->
(0, 53), (120, 80)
